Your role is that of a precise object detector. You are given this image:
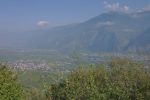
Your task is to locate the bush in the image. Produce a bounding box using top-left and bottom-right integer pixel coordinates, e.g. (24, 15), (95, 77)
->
(50, 58), (150, 100)
(1, 58), (149, 100)
(23, 88), (50, 100)
(0, 64), (22, 100)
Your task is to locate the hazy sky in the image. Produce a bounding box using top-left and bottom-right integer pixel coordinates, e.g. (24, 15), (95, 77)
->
(0, 0), (150, 32)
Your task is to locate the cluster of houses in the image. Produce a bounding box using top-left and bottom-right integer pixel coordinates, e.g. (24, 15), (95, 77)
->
(8, 60), (51, 71)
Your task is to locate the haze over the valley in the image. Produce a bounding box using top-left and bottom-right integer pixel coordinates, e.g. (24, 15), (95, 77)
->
(0, 0), (150, 53)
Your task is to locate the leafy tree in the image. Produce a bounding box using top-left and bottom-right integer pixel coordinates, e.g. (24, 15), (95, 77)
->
(106, 58), (150, 100)
(23, 88), (50, 100)
(0, 64), (22, 100)
(49, 58), (150, 100)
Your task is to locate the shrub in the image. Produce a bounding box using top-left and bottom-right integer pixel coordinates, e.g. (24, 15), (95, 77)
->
(23, 88), (50, 100)
(50, 58), (150, 100)
(0, 64), (22, 100)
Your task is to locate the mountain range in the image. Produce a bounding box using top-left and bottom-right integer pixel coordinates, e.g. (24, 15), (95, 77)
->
(1, 11), (150, 53)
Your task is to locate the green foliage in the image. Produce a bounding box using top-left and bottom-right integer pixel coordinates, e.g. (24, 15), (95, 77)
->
(0, 64), (22, 100)
(18, 70), (66, 89)
(23, 88), (51, 100)
(106, 58), (150, 100)
(1, 58), (150, 100)
(50, 67), (106, 100)
(49, 58), (150, 100)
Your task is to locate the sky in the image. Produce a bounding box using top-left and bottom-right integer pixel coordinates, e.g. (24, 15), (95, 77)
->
(0, 0), (150, 33)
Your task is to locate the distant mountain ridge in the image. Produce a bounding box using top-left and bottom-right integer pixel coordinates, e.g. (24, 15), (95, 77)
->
(1, 11), (150, 52)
